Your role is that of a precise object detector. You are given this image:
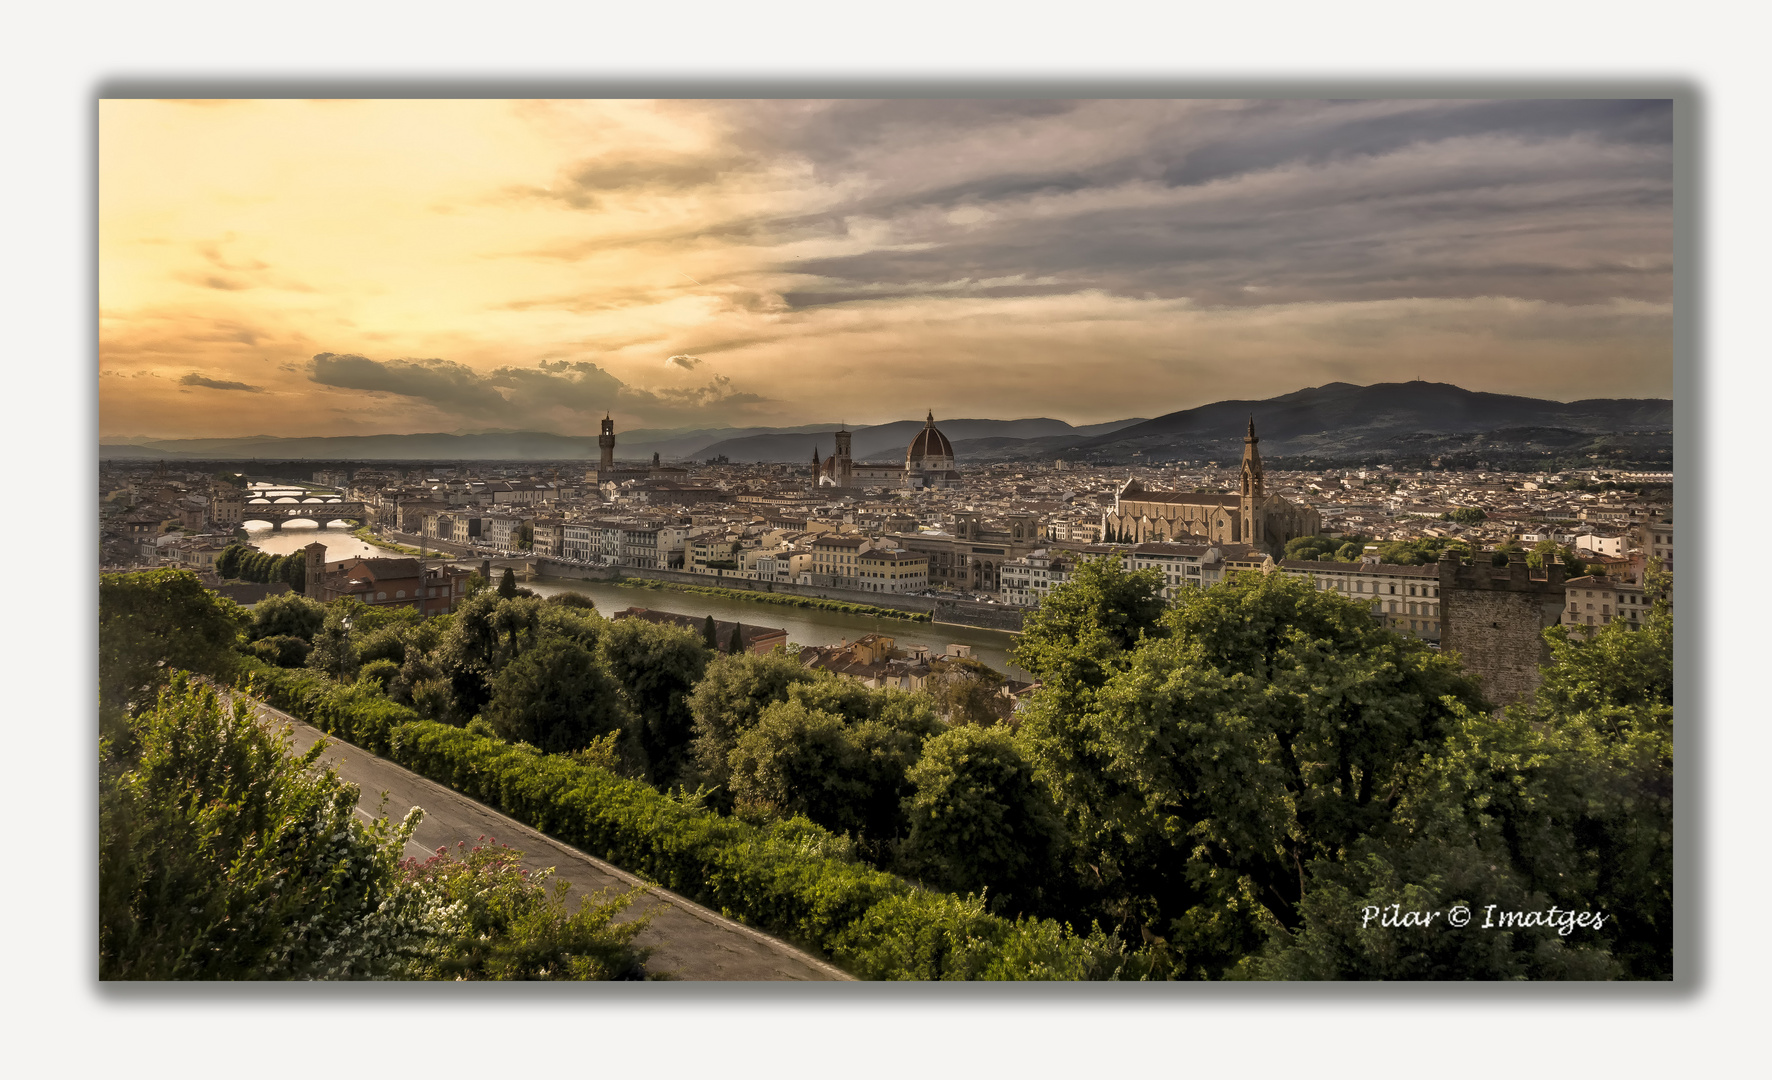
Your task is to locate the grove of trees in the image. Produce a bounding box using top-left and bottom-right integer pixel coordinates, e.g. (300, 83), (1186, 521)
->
(98, 551), (1674, 980)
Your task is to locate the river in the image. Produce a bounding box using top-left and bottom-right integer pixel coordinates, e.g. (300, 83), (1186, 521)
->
(519, 576), (1027, 678)
(238, 523), (1029, 678)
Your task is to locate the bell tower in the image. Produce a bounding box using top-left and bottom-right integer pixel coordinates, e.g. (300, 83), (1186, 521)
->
(1239, 415), (1265, 546)
(599, 414), (616, 474)
(833, 426), (853, 488)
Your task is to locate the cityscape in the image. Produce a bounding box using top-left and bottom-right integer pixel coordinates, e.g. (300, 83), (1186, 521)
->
(98, 98), (1674, 983)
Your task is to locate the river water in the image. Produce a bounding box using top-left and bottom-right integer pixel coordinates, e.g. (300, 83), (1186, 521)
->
(238, 522), (1028, 677)
(519, 576), (1026, 678)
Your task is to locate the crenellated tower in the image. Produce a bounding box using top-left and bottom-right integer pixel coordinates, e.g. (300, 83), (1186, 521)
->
(598, 414), (616, 474)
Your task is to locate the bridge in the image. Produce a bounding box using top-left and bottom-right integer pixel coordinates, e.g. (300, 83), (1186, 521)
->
(237, 498), (370, 531)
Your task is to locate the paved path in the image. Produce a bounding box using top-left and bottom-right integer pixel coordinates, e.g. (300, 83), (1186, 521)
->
(252, 699), (851, 981)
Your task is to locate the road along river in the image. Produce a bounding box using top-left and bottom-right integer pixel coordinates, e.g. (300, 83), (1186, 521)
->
(238, 525), (1030, 678)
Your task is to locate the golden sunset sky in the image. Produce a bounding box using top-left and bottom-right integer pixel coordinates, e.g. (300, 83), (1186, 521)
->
(98, 98), (1673, 440)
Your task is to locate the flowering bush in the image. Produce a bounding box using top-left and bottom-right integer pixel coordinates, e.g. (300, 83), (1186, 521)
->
(100, 674), (656, 981)
(99, 674), (430, 979)
(398, 837), (654, 980)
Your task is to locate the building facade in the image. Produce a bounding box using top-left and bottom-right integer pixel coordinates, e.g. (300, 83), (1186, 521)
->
(1102, 418), (1320, 554)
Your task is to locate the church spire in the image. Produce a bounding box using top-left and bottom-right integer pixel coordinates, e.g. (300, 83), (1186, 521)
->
(1240, 415), (1264, 498)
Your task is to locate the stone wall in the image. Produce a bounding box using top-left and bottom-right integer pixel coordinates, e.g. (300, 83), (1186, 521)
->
(932, 598), (1026, 632)
(1438, 551), (1566, 709)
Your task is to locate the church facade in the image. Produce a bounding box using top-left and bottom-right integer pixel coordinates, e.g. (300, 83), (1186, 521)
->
(1102, 418), (1320, 554)
(813, 411), (962, 490)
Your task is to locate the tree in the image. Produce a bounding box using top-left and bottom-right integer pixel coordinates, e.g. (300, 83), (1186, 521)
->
(727, 621), (745, 655)
(248, 634), (312, 668)
(498, 567), (518, 599)
(306, 602), (362, 682)
(897, 724), (1066, 916)
(1528, 538), (1589, 578)
(924, 656), (1008, 726)
(215, 543), (246, 580)
(248, 590), (325, 642)
(599, 617), (711, 788)
(547, 592), (597, 611)
(702, 614), (718, 650)
(1017, 570), (1484, 975)
(1256, 586), (1672, 981)
(687, 650), (824, 798)
(283, 549), (308, 593)
(726, 700), (928, 849)
(100, 569), (246, 712)
(101, 676), (424, 978)
(465, 572), (488, 598)
(485, 637), (634, 754)
(1011, 554), (1167, 694)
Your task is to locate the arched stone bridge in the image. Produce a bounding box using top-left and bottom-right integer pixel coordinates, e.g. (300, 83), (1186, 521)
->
(239, 498), (370, 531)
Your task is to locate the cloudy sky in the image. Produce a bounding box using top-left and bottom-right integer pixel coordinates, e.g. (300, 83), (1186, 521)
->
(98, 98), (1673, 440)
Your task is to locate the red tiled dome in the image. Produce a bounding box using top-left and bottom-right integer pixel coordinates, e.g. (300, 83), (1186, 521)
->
(907, 411), (953, 463)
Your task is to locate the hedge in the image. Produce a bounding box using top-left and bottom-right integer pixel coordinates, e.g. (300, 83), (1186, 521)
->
(238, 663), (1135, 980)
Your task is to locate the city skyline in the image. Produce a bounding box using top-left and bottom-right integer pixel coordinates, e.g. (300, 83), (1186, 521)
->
(100, 98), (1673, 440)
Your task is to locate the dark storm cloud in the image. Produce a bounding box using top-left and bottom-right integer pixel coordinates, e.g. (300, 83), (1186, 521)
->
(685, 99), (1673, 311)
(306, 352), (763, 426)
(179, 373), (264, 392)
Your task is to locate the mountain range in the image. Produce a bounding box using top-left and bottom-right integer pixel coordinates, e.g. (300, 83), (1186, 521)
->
(99, 381), (1671, 465)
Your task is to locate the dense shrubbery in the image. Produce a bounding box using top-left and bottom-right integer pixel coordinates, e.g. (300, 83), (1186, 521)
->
(383, 721), (1132, 979)
(99, 583), (657, 982)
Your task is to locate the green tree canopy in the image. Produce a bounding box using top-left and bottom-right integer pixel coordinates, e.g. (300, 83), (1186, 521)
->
(599, 617), (711, 788)
(898, 724), (1066, 916)
(100, 569), (246, 712)
(688, 649), (825, 798)
(485, 636), (634, 754)
(727, 697), (932, 848)
(248, 590), (325, 642)
(101, 676), (423, 978)
(1017, 570), (1484, 975)
(1010, 554), (1167, 694)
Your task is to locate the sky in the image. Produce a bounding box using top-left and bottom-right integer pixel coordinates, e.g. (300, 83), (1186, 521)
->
(98, 98), (1674, 440)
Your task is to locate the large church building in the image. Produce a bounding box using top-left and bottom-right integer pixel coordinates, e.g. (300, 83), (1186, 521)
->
(1102, 418), (1319, 554)
(813, 411), (962, 490)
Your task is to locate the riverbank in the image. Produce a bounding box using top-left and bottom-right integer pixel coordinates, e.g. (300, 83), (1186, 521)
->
(351, 525), (426, 556)
(606, 576), (932, 623)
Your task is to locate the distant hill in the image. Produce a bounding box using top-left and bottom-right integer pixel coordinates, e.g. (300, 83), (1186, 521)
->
(693, 417), (1148, 463)
(96, 382), (1669, 465)
(954, 382), (1672, 464)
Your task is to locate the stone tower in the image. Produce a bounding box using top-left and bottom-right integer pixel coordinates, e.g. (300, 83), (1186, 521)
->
(304, 540), (328, 598)
(832, 426), (853, 488)
(598, 414), (616, 474)
(1239, 415), (1266, 547)
(1438, 549), (1568, 709)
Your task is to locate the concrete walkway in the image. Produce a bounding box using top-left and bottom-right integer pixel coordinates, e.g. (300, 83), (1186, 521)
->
(256, 700), (851, 981)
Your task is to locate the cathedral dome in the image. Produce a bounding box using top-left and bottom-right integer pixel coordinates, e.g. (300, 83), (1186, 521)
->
(906, 411), (954, 466)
